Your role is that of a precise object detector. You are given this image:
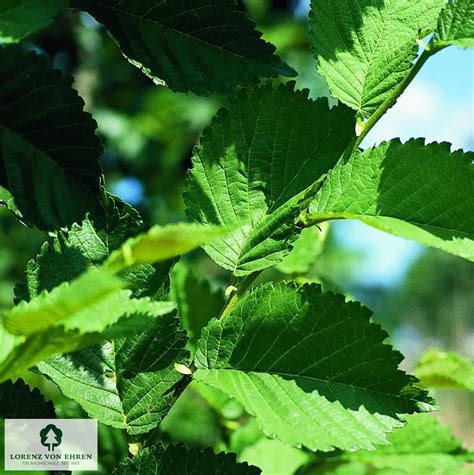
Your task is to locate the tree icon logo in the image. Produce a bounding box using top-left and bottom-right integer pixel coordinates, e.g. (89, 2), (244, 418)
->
(39, 424), (63, 452)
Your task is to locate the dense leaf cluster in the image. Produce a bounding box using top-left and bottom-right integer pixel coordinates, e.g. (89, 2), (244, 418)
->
(0, 0), (473, 473)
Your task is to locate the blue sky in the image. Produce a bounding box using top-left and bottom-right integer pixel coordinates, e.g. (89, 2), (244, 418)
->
(364, 46), (473, 151)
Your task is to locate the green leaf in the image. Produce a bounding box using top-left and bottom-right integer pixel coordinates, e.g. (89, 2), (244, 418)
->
(415, 349), (474, 391)
(346, 414), (473, 474)
(105, 223), (229, 272)
(185, 83), (355, 275)
(0, 378), (55, 418)
(114, 444), (261, 474)
(240, 438), (309, 475)
(309, 0), (445, 117)
(160, 383), (225, 449)
(0, 46), (103, 230)
(378, 414), (464, 454)
(194, 282), (432, 452)
(5, 269), (125, 335)
(308, 139), (474, 261)
(1, 130), (103, 231)
(0, 268), (176, 382)
(38, 310), (188, 434)
(15, 198), (172, 303)
(15, 218), (112, 302)
(170, 261), (224, 350)
(230, 419), (310, 475)
(71, 0), (294, 96)
(276, 224), (329, 275)
(434, 0), (474, 48)
(0, 0), (66, 43)
(11, 199), (184, 433)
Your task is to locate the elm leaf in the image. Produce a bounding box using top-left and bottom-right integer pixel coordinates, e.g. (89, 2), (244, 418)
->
(38, 311), (188, 434)
(0, 46), (103, 230)
(0, 268), (176, 382)
(0, 0), (66, 43)
(194, 282), (432, 452)
(105, 223), (229, 272)
(185, 82), (355, 275)
(308, 139), (474, 261)
(434, 0), (474, 48)
(72, 0), (295, 96)
(309, 0), (445, 117)
(415, 349), (474, 391)
(345, 414), (473, 473)
(114, 444), (260, 474)
(0, 378), (55, 418)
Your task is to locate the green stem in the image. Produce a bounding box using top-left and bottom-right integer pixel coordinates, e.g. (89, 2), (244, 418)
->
(219, 272), (260, 320)
(353, 43), (444, 150)
(301, 41), (444, 226)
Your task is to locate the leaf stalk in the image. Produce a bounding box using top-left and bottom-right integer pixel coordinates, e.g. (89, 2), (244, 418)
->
(218, 272), (260, 320)
(353, 42), (445, 150)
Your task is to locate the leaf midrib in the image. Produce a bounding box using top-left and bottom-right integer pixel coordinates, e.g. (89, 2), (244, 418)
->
(356, 0), (397, 116)
(229, 110), (350, 272)
(0, 0), (34, 18)
(311, 211), (474, 239)
(199, 368), (426, 406)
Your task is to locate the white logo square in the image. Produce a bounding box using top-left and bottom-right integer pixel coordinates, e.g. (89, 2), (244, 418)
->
(4, 419), (98, 471)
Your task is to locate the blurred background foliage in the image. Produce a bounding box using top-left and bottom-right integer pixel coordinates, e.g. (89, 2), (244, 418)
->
(0, 0), (472, 472)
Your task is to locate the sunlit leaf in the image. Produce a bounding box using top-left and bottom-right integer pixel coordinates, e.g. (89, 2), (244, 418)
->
(38, 311), (188, 434)
(194, 282), (432, 452)
(434, 0), (474, 49)
(415, 349), (474, 391)
(105, 223), (229, 272)
(0, 268), (176, 382)
(185, 82), (355, 275)
(308, 139), (474, 261)
(309, 0), (444, 117)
